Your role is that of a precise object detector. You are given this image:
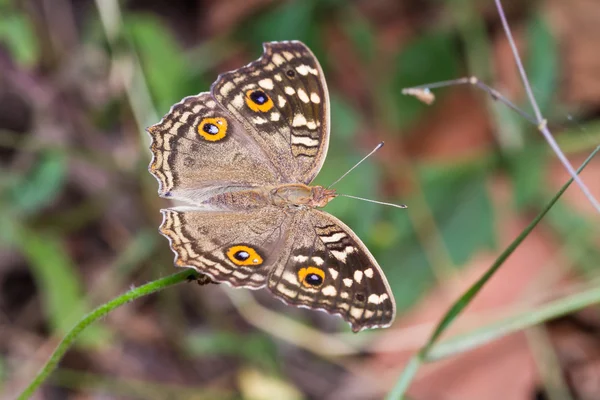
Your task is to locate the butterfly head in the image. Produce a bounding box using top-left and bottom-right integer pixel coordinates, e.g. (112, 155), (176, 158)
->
(309, 185), (337, 208)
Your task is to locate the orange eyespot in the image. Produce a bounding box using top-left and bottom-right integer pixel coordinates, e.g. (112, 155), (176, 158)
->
(245, 89), (274, 112)
(226, 245), (263, 266)
(298, 266), (325, 288)
(198, 117), (228, 141)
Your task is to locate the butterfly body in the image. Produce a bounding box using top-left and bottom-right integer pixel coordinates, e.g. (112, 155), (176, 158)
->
(193, 183), (336, 211)
(148, 41), (396, 332)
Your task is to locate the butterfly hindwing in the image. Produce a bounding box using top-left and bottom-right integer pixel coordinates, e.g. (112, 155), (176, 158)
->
(267, 210), (396, 332)
(211, 41), (330, 185)
(160, 207), (292, 288)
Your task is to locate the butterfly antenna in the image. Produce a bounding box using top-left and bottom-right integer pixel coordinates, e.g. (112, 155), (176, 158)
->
(327, 142), (385, 189)
(338, 194), (407, 209)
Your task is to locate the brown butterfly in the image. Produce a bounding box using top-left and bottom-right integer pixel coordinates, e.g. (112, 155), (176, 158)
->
(147, 41), (395, 332)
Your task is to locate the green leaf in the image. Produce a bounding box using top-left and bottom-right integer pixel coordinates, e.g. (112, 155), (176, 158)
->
(389, 31), (460, 130)
(8, 151), (67, 215)
(125, 14), (190, 114)
(0, 12), (39, 66)
(507, 145), (548, 208)
(378, 212), (436, 312)
(187, 331), (279, 373)
(4, 222), (109, 346)
(242, 0), (318, 46)
(419, 167), (495, 265)
(526, 13), (558, 115)
(340, 7), (376, 62)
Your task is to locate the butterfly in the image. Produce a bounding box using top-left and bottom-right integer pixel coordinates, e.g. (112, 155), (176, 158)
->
(147, 41), (395, 332)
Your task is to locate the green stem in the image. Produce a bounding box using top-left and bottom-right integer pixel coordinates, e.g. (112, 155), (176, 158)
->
(386, 145), (600, 400)
(17, 269), (196, 400)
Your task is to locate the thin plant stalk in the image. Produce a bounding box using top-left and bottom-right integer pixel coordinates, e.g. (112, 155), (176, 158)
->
(16, 269), (196, 400)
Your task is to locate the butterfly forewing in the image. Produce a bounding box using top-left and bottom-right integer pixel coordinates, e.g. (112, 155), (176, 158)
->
(211, 41), (330, 184)
(148, 93), (281, 202)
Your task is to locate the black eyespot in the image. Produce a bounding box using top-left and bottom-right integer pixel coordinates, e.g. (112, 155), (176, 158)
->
(286, 69), (295, 77)
(355, 293), (365, 302)
(305, 273), (323, 287)
(249, 90), (268, 105)
(202, 123), (219, 135)
(233, 251), (250, 261)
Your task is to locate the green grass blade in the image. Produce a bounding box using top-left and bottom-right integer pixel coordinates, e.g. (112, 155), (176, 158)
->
(384, 355), (421, 400)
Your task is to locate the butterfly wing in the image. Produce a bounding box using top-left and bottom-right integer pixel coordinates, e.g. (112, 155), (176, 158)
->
(159, 206), (293, 288)
(267, 209), (396, 332)
(148, 93), (282, 203)
(211, 41), (330, 185)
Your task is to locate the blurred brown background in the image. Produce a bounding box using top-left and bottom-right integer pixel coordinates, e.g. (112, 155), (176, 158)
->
(1, 0), (600, 399)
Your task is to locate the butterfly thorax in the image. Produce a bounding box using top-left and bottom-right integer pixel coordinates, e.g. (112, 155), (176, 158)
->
(270, 184), (336, 209)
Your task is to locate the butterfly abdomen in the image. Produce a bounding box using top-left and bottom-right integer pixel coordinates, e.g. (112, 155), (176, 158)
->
(200, 188), (271, 210)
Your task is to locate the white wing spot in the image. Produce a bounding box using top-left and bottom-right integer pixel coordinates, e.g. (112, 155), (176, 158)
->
(277, 283), (297, 297)
(328, 268), (338, 279)
(294, 255), (308, 262)
(219, 81), (235, 96)
(340, 292), (349, 299)
(285, 86), (296, 95)
(258, 78), (274, 90)
(272, 54), (285, 66)
(306, 120), (317, 130)
(253, 116), (268, 125)
(291, 135), (319, 147)
(274, 74), (282, 81)
(270, 112), (280, 122)
(292, 114), (307, 127)
(232, 94), (244, 108)
(343, 278), (353, 287)
(312, 256), (324, 266)
(278, 95), (287, 108)
(310, 93), (321, 103)
(233, 271), (248, 279)
(282, 272), (298, 284)
(297, 88), (310, 103)
(321, 232), (346, 243)
(364, 268), (374, 278)
(322, 285), (337, 296)
(296, 65), (310, 76)
(354, 270), (363, 283)
(350, 307), (364, 319)
(367, 294), (389, 305)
